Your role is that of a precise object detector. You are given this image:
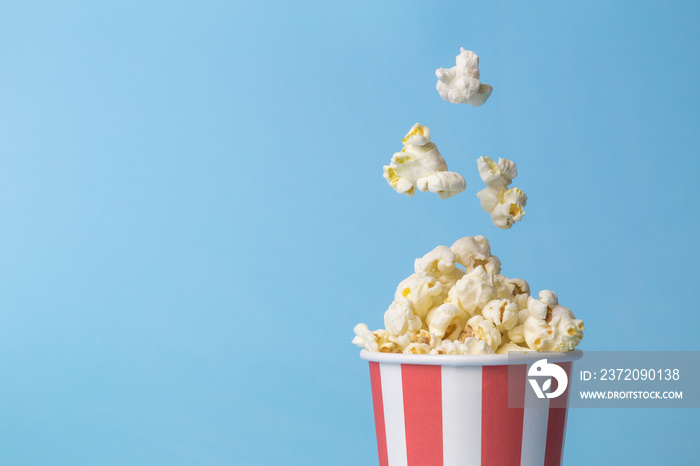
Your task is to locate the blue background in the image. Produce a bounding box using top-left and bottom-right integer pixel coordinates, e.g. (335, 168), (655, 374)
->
(1, 0), (698, 464)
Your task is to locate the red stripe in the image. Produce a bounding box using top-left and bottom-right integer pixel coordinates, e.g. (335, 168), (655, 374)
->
(369, 362), (389, 466)
(544, 361), (572, 466)
(401, 364), (443, 466)
(481, 365), (526, 466)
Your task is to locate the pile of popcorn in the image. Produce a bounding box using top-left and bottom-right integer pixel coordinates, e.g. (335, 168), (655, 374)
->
(352, 236), (584, 355)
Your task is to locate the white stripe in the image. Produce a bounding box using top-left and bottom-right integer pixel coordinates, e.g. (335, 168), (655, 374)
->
(441, 365), (482, 466)
(520, 364), (550, 466)
(380, 363), (407, 466)
(559, 363), (573, 466)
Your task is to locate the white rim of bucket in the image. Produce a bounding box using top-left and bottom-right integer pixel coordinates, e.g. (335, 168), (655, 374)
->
(360, 348), (583, 366)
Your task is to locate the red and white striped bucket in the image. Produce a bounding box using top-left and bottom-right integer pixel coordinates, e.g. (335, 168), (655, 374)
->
(361, 350), (583, 466)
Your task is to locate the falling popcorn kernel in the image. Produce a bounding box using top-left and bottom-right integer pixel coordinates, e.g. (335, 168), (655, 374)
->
(382, 123), (466, 199)
(436, 48), (493, 106)
(476, 156), (528, 230)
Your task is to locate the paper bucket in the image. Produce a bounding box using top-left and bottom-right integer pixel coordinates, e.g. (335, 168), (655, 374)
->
(360, 349), (583, 466)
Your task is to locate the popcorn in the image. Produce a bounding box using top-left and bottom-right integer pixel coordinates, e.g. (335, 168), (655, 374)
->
(352, 326), (406, 353)
(538, 290), (559, 306)
(416, 171), (468, 200)
(414, 245), (458, 275)
(475, 255), (502, 275)
(496, 342), (534, 354)
(402, 123), (431, 146)
(436, 48), (493, 106)
(462, 315), (502, 351)
(432, 339), (459, 355)
(495, 276), (530, 310)
(445, 266), (498, 315)
(410, 329), (434, 345)
(413, 245), (464, 303)
(434, 337), (495, 355)
(476, 156), (528, 230)
(394, 272), (443, 318)
(383, 123), (466, 199)
(372, 330), (401, 353)
(396, 333), (412, 350)
(431, 268), (465, 303)
(521, 291), (585, 352)
(507, 322), (526, 345)
(490, 188), (527, 229)
(477, 156), (517, 189)
(450, 235), (494, 271)
(481, 298), (520, 332)
(459, 337), (495, 355)
(404, 343), (431, 354)
(426, 303), (466, 339)
(352, 323), (379, 352)
(354, 48), (583, 356)
(384, 298), (422, 337)
(526, 293), (551, 320)
(352, 236), (584, 355)
(403, 329), (444, 354)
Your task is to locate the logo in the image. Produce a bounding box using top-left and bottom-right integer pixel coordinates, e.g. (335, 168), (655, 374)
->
(528, 359), (568, 399)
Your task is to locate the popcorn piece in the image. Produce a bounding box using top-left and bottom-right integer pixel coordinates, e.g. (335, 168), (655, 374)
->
(490, 188), (527, 229)
(447, 234), (501, 275)
(432, 268), (466, 303)
(410, 329), (433, 345)
(426, 303), (466, 339)
(352, 327), (406, 353)
(516, 307), (530, 325)
(396, 333), (412, 350)
(436, 48), (493, 106)
(507, 324), (526, 345)
(409, 329), (443, 354)
(476, 255), (502, 275)
(433, 339), (455, 354)
(403, 343), (430, 354)
(496, 342), (534, 354)
(477, 156), (517, 189)
(384, 298), (422, 337)
(466, 338), (495, 354)
(383, 123), (466, 199)
(445, 266), (498, 315)
(414, 245), (464, 302)
(538, 290), (559, 306)
(394, 272), (444, 318)
(414, 245), (458, 275)
(500, 330), (511, 346)
(417, 171), (467, 200)
(352, 323), (379, 352)
(460, 338), (496, 355)
(495, 276), (531, 310)
(506, 307), (532, 344)
(476, 156), (528, 230)
(481, 298), (520, 332)
(372, 329), (403, 353)
(476, 185), (501, 214)
(493, 274), (513, 299)
(450, 235), (494, 271)
(522, 291), (585, 352)
(526, 294), (550, 320)
(461, 315), (502, 351)
(402, 123), (431, 146)
(435, 337), (495, 355)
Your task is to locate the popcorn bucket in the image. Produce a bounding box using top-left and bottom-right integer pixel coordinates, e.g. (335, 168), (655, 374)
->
(360, 350), (583, 466)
